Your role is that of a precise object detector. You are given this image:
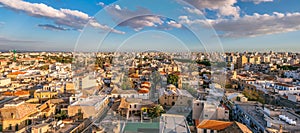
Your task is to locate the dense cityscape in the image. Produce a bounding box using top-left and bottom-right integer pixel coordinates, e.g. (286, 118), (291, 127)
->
(1, 0), (300, 133)
(0, 51), (299, 133)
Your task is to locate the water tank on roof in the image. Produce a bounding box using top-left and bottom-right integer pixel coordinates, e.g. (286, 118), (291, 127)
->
(290, 121), (296, 125)
(281, 115), (287, 121)
(286, 118), (292, 123)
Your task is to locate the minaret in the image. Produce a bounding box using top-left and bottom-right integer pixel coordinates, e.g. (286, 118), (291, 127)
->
(13, 49), (16, 62)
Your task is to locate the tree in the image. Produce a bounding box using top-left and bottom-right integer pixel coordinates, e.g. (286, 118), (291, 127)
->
(55, 110), (68, 120)
(196, 59), (211, 66)
(148, 105), (165, 119)
(38, 65), (49, 70)
(121, 76), (131, 90)
(167, 74), (179, 87)
(242, 88), (265, 104)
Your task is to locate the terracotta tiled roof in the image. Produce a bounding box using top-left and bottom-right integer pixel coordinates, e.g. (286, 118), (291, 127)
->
(2, 90), (29, 96)
(138, 88), (149, 93)
(118, 98), (129, 110)
(2, 91), (13, 96)
(129, 73), (139, 78)
(8, 71), (26, 75)
(142, 81), (150, 85)
(197, 120), (233, 130)
(14, 90), (30, 96)
(235, 122), (252, 133)
(159, 71), (166, 75)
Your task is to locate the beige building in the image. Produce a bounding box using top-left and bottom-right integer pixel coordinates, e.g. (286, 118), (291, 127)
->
(60, 82), (76, 93)
(117, 98), (154, 119)
(34, 90), (58, 100)
(68, 96), (109, 119)
(31, 123), (50, 133)
(193, 100), (229, 125)
(237, 56), (248, 69)
(159, 84), (193, 106)
(0, 78), (11, 87)
(0, 101), (38, 132)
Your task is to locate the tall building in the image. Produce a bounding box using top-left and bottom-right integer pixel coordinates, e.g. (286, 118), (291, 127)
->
(237, 55), (247, 69)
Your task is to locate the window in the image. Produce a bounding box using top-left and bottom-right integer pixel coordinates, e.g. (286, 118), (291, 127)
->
(15, 124), (18, 131)
(8, 124), (12, 130)
(134, 105), (137, 108)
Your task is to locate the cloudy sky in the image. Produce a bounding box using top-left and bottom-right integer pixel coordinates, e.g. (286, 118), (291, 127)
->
(0, 0), (300, 52)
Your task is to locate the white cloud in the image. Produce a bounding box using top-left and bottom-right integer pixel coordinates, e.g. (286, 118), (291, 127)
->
(183, 0), (240, 18)
(114, 5), (121, 10)
(167, 20), (182, 28)
(106, 5), (181, 31)
(179, 12), (300, 38)
(183, 7), (202, 15)
(218, 5), (240, 18)
(178, 16), (205, 25)
(97, 2), (105, 7)
(0, 0), (124, 34)
(241, 0), (273, 4)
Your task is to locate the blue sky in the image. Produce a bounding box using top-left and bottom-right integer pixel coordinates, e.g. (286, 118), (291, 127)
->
(0, 0), (300, 52)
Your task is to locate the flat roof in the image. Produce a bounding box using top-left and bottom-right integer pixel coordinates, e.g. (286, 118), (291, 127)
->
(70, 95), (107, 107)
(160, 114), (190, 133)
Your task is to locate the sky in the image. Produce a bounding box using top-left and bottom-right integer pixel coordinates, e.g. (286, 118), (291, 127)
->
(0, 0), (300, 52)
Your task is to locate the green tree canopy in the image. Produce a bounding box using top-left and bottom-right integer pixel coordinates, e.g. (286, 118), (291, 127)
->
(167, 74), (179, 87)
(148, 105), (165, 119)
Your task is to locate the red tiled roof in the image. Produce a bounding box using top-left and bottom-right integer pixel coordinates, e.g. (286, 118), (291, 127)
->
(14, 90), (30, 96)
(235, 122), (252, 133)
(2, 91), (13, 96)
(138, 88), (149, 93)
(8, 71), (26, 75)
(197, 120), (233, 130)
